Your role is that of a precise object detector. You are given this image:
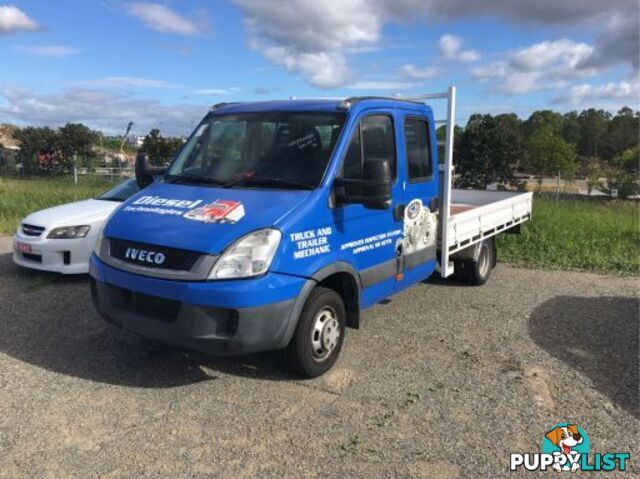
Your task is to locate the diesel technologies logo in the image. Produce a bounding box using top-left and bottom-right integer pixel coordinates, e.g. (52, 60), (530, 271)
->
(510, 423), (630, 473)
(124, 247), (166, 266)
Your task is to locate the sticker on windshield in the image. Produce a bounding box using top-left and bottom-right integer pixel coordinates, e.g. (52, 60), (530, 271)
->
(183, 199), (245, 224)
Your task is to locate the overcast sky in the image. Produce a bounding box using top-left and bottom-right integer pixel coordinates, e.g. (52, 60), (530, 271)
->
(0, 0), (638, 135)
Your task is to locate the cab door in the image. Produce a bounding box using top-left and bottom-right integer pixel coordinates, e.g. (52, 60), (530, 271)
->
(395, 112), (439, 290)
(333, 113), (403, 308)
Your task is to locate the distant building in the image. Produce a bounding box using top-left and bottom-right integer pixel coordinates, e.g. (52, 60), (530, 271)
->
(126, 136), (146, 148)
(0, 145), (20, 171)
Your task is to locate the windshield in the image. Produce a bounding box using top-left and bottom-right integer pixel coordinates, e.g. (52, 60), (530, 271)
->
(166, 111), (346, 189)
(97, 178), (140, 202)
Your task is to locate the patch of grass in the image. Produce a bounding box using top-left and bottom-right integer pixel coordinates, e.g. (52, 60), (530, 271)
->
(0, 176), (116, 234)
(402, 391), (422, 407)
(339, 434), (363, 453)
(497, 196), (640, 276)
(371, 411), (394, 428)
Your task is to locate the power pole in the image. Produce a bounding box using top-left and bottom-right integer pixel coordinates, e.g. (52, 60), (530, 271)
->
(119, 121), (134, 157)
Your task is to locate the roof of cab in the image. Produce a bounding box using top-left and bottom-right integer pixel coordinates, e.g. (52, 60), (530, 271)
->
(212, 98), (431, 114)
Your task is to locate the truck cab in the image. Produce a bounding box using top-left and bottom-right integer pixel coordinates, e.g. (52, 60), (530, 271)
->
(90, 89), (532, 377)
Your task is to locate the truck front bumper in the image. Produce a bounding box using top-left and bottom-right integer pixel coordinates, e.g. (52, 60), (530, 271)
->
(89, 254), (311, 355)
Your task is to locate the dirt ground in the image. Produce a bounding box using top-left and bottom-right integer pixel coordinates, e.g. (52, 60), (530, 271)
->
(0, 237), (638, 478)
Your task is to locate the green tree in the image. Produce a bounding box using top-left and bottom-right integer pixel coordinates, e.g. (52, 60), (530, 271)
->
(601, 107), (639, 161)
(456, 114), (524, 189)
(55, 123), (98, 171)
(14, 126), (58, 174)
(527, 126), (576, 189)
(139, 129), (184, 166)
(577, 108), (611, 158)
(524, 110), (564, 137)
(597, 147), (639, 198)
(561, 111), (582, 145)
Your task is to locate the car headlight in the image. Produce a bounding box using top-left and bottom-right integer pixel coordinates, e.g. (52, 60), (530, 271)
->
(47, 225), (91, 239)
(209, 228), (281, 279)
(94, 231), (105, 256)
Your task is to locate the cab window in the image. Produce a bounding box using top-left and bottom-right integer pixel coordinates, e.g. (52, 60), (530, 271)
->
(404, 117), (432, 181)
(341, 115), (396, 180)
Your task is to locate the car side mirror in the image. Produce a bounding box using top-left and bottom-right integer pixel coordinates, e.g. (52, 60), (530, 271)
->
(135, 153), (166, 189)
(335, 157), (392, 210)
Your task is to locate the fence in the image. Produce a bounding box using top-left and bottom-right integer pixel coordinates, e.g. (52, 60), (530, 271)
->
(77, 166), (133, 181)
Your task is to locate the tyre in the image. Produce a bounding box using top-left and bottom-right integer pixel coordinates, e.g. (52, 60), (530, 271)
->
(285, 286), (346, 378)
(461, 238), (495, 286)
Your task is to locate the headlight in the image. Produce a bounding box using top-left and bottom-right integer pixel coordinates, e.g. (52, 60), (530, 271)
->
(47, 225), (91, 239)
(94, 231), (105, 256)
(209, 228), (281, 279)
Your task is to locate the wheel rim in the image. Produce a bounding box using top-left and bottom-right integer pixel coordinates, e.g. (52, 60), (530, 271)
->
(478, 243), (490, 277)
(310, 306), (340, 361)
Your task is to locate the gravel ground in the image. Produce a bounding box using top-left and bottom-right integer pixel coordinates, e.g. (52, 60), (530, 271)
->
(0, 236), (638, 478)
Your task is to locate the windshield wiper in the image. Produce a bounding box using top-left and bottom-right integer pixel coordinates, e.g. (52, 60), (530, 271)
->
(164, 174), (226, 186)
(223, 175), (314, 190)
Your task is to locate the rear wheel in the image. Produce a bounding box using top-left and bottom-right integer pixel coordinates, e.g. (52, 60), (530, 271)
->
(285, 287), (346, 378)
(458, 238), (496, 286)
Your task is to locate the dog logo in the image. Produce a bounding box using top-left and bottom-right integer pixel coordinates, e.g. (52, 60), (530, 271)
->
(183, 199), (245, 224)
(544, 424), (587, 472)
(511, 422), (630, 473)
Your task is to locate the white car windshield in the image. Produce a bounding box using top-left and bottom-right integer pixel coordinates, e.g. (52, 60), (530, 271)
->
(97, 178), (140, 202)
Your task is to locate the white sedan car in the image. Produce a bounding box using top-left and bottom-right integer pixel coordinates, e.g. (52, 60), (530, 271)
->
(12, 178), (139, 274)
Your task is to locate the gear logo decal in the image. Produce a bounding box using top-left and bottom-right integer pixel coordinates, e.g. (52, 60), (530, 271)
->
(398, 198), (437, 255)
(183, 199), (245, 224)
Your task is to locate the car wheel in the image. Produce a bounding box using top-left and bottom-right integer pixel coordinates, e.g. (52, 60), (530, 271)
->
(285, 286), (346, 378)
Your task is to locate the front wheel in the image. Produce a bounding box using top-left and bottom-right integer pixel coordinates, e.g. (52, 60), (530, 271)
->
(285, 287), (346, 378)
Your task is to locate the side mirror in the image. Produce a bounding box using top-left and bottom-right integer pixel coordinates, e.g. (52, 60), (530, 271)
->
(335, 157), (392, 210)
(135, 153), (166, 189)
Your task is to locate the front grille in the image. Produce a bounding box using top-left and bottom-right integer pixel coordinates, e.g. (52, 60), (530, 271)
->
(106, 283), (180, 322)
(21, 224), (45, 237)
(108, 238), (200, 271)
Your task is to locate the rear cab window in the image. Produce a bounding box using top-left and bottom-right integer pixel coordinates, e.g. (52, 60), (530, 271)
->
(404, 117), (433, 182)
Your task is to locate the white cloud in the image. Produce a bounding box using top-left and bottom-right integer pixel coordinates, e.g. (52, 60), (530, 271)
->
(235, 0), (387, 88)
(510, 39), (593, 72)
(397, 64), (440, 80)
(0, 87), (204, 135)
(472, 39), (599, 95)
(470, 62), (508, 79)
(428, 0), (638, 72)
(236, 0), (381, 53)
(0, 5), (38, 33)
(75, 76), (179, 89)
(439, 34), (480, 62)
(562, 78), (640, 105)
(258, 43), (353, 88)
(230, 0), (637, 89)
(13, 45), (81, 58)
(347, 80), (417, 90)
(233, 0), (637, 89)
(125, 3), (206, 36)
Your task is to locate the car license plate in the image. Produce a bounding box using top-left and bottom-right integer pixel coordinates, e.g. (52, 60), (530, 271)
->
(16, 242), (32, 253)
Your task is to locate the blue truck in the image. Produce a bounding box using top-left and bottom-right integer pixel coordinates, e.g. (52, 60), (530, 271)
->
(90, 87), (532, 377)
